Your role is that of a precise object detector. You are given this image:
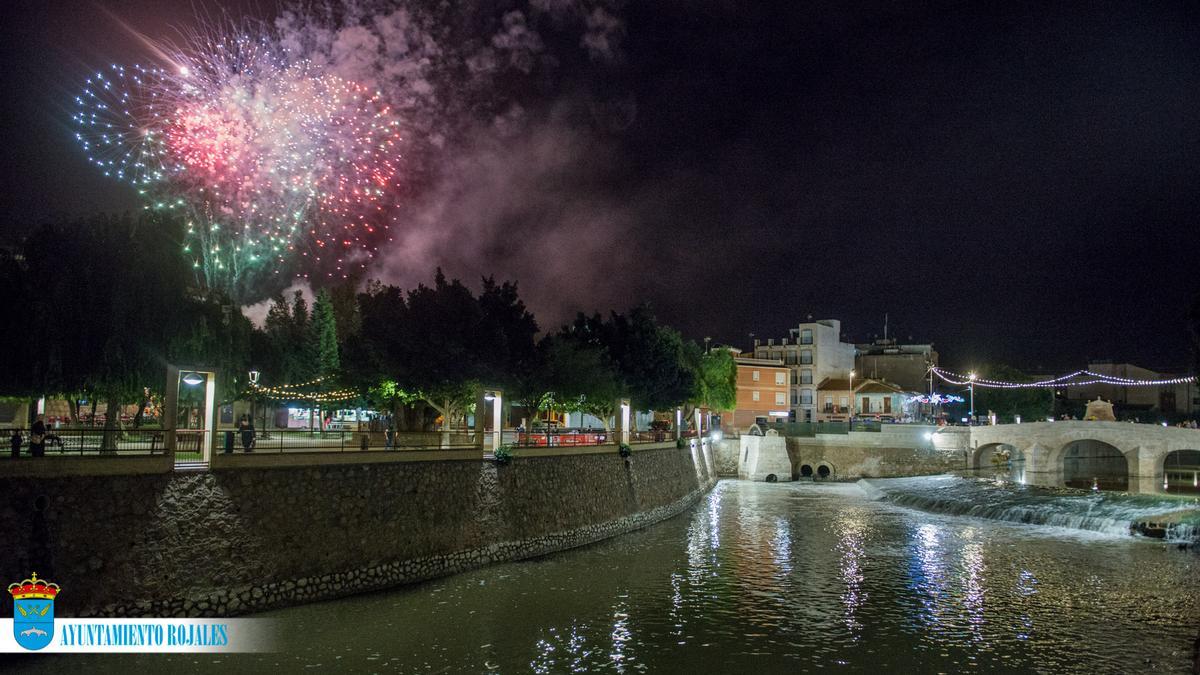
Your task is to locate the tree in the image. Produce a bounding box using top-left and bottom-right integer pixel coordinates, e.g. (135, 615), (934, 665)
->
(682, 345), (737, 426)
(564, 306), (695, 421)
(310, 289), (340, 376)
(973, 364), (1054, 423)
(353, 270), (538, 432)
(518, 336), (624, 430)
(17, 213), (252, 441)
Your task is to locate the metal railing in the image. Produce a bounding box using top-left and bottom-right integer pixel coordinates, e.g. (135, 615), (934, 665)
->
(509, 429), (610, 448)
(2, 422), (704, 459)
(218, 428), (478, 453)
(2, 427), (166, 457)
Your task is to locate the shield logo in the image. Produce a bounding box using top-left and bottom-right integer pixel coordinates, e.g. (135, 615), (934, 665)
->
(13, 597), (54, 650)
(8, 573), (59, 651)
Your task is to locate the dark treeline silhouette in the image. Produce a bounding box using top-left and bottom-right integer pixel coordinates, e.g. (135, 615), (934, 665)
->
(0, 213), (735, 434)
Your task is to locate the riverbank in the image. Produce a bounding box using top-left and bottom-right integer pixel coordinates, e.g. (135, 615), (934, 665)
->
(0, 441), (717, 618)
(19, 479), (1199, 673)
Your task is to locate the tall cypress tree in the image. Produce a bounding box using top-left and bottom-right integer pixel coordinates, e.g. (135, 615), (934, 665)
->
(311, 289), (340, 377)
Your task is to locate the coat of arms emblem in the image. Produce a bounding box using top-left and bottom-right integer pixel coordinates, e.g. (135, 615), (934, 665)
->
(9, 572), (59, 650)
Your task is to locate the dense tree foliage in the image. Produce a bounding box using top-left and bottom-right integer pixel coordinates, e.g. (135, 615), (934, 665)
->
(350, 270), (539, 428)
(0, 215), (728, 434)
(973, 364), (1054, 423)
(1, 214), (252, 431)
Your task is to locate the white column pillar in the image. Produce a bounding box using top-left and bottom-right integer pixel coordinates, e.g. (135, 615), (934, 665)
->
(475, 390), (488, 452)
(491, 389), (503, 452)
(615, 399), (630, 445)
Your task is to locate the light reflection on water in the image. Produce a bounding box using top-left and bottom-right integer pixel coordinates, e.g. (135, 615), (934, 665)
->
(17, 479), (1200, 674)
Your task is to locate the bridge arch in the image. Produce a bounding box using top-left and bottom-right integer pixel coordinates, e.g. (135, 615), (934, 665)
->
(1163, 449), (1200, 494)
(1056, 439), (1130, 491)
(971, 443), (1027, 482)
(970, 443), (1021, 470)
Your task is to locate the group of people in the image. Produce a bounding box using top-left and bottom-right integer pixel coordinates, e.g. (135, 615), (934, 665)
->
(8, 415), (48, 458)
(1174, 420), (1200, 429)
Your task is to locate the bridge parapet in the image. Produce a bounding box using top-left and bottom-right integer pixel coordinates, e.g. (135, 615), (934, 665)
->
(969, 421), (1200, 488)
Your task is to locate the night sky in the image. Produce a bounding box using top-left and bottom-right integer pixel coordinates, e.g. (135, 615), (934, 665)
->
(2, 1), (1199, 373)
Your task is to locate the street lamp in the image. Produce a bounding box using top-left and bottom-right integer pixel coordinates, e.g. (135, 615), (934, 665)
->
(248, 370), (262, 434)
(968, 372), (977, 425)
(849, 369), (856, 419)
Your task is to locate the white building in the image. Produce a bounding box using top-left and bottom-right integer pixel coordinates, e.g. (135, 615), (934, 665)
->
(752, 318), (855, 422)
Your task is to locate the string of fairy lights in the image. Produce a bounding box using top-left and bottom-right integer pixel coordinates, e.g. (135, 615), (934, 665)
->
(931, 367), (1196, 389)
(248, 375), (359, 404)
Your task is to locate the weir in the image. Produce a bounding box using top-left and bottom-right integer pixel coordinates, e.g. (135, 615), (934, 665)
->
(860, 475), (1200, 542)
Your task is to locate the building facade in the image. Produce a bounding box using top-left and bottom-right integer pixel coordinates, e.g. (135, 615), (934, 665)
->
(1064, 362), (1199, 419)
(752, 318), (855, 423)
(854, 338), (938, 394)
(732, 356), (791, 429)
(815, 377), (916, 422)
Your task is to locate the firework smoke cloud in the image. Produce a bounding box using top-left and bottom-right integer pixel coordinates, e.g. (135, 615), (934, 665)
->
(72, 0), (627, 305)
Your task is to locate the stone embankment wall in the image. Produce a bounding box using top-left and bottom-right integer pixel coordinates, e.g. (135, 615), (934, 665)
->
(720, 426), (970, 480)
(0, 443), (715, 618)
(785, 426), (969, 479)
(714, 439), (740, 476)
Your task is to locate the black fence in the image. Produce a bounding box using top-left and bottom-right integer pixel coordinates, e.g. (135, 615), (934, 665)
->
(503, 428), (680, 448)
(219, 428), (478, 453)
(2, 427), (167, 457)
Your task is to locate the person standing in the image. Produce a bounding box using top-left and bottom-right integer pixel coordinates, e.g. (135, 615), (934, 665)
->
(30, 416), (46, 457)
(239, 415), (255, 453)
(10, 428), (21, 458)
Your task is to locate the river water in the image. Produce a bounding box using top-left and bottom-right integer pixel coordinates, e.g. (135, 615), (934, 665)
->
(15, 478), (1200, 673)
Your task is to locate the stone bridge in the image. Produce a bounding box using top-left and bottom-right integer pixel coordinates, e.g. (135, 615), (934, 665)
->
(968, 421), (1200, 493)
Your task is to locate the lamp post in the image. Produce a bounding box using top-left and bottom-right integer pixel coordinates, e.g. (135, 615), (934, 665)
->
(849, 369), (856, 419)
(248, 370), (261, 434)
(968, 372), (977, 425)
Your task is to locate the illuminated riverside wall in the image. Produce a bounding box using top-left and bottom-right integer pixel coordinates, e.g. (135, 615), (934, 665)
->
(0, 441), (716, 618)
(716, 426), (970, 480)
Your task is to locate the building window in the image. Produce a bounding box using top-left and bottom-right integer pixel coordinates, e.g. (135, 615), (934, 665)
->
(752, 370), (760, 382)
(801, 388), (813, 405)
(800, 350), (813, 365)
(823, 396), (833, 412)
(791, 371), (798, 385)
(775, 392), (786, 405)
(801, 369), (813, 384)
(840, 396), (848, 408)
(785, 352), (797, 365)
(800, 328), (813, 345)
(792, 391), (799, 405)
(752, 390), (760, 402)
(775, 372), (786, 385)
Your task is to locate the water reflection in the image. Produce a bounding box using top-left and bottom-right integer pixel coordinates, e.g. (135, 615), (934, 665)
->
(22, 480), (1200, 674)
(834, 511), (868, 634)
(960, 530), (986, 640)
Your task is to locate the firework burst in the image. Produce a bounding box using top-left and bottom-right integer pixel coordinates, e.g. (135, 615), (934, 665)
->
(73, 28), (404, 297)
